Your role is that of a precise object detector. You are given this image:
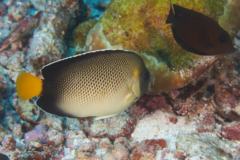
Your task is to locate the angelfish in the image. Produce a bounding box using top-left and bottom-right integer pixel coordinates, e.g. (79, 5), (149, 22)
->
(166, 2), (236, 55)
(16, 50), (154, 119)
(0, 153), (9, 160)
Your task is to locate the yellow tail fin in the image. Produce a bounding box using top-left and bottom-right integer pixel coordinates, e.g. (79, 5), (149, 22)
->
(16, 71), (43, 100)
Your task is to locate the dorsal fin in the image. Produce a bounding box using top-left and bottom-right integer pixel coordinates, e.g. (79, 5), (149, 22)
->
(166, 0), (174, 24)
(41, 49), (135, 80)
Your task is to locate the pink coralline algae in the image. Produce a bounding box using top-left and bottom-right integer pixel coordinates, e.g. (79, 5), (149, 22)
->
(215, 82), (236, 108)
(130, 139), (167, 160)
(135, 94), (171, 112)
(222, 122), (240, 141)
(1, 135), (16, 151)
(24, 124), (48, 144)
(0, 11), (42, 52)
(197, 114), (215, 133)
(169, 117), (178, 124)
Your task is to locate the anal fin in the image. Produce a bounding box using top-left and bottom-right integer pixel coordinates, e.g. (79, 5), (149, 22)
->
(95, 113), (119, 120)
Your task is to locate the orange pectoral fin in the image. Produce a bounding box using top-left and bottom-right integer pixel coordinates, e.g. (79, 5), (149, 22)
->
(16, 71), (43, 100)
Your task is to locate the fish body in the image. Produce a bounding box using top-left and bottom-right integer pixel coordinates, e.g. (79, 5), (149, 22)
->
(166, 3), (235, 55)
(16, 50), (153, 119)
(0, 153), (9, 160)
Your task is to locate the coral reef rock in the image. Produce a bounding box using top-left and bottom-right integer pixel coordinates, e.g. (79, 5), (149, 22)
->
(0, 11), (42, 52)
(80, 107), (137, 141)
(130, 139), (166, 160)
(74, 0), (240, 92)
(27, 0), (83, 74)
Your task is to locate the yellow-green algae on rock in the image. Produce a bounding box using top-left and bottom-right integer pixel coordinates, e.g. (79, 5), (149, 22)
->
(74, 0), (240, 93)
(73, 19), (98, 52)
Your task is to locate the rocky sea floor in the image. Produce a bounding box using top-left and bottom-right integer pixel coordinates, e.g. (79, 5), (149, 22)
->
(0, 0), (240, 159)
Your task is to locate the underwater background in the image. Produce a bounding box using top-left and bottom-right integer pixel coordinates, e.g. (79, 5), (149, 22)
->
(0, 0), (240, 159)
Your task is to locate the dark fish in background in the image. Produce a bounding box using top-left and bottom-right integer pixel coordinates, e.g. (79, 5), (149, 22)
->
(16, 50), (154, 119)
(0, 153), (9, 160)
(166, 2), (236, 55)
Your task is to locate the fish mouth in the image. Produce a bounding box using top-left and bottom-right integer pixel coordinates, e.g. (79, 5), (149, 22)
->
(232, 47), (237, 53)
(148, 75), (155, 88)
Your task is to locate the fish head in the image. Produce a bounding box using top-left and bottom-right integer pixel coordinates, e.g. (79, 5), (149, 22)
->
(138, 68), (153, 96)
(131, 66), (153, 100)
(212, 30), (236, 54)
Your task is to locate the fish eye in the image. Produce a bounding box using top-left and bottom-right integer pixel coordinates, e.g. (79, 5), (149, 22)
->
(143, 70), (150, 80)
(219, 35), (227, 43)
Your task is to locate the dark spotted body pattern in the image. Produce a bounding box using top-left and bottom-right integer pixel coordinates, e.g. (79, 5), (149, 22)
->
(37, 50), (151, 118)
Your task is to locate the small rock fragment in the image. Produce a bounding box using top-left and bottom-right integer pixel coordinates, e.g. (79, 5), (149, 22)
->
(222, 122), (240, 140)
(22, 152), (44, 159)
(1, 135), (16, 151)
(103, 137), (129, 160)
(80, 108), (137, 141)
(169, 117), (178, 124)
(98, 138), (113, 150)
(30, 0), (47, 11)
(92, 138), (112, 158)
(3, 116), (22, 139)
(173, 150), (186, 159)
(6, 51), (24, 71)
(0, 4), (7, 16)
(198, 114), (215, 133)
(43, 115), (64, 131)
(0, 11), (42, 52)
(28, 140), (43, 151)
(8, 4), (28, 22)
(0, 125), (8, 143)
(135, 95), (171, 112)
(24, 124), (48, 144)
(65, 130), (88, 149)
(130, 139), (167, 160)
(65, 117), (82, 131)
(47, 128), (64, 146)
